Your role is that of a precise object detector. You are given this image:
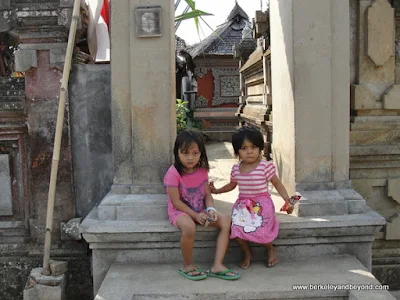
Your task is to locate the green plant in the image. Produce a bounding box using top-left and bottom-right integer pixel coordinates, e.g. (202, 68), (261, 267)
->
(176, 99), (189, 133)
(176, 99), (201, 133)
(175, 0), (222, 41)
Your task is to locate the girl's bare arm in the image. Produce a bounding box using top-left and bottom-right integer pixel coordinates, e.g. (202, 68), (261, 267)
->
(270, 175), (290, 203)
(204, 182), (215, 208)
(210, 181), (237, 194)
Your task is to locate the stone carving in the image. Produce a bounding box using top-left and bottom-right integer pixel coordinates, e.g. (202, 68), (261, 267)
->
(212, 67), (240, 106)
(194, 67), (211, 79)
(220, 76), (240, 97)
(367, 0), (394, 66)
(195, 95), (208, 108)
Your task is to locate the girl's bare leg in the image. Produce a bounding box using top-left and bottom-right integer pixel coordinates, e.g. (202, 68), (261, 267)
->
(176, 214), (203, 275)
(235, 238), (252, 269)
(209, 214), (237, 276)
(264, 242), (278, 267)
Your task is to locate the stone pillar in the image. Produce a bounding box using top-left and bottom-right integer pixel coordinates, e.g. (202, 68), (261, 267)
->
(111, 0), (176, 194)
(270, 0), (361, 216)
(81, 1), (176, 293)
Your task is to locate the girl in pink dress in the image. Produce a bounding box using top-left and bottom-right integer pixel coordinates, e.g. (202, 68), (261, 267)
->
(210, 126), (294, 269)
(164, 129), (240, 281)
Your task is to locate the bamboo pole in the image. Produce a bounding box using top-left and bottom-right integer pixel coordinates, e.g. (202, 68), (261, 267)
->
(42, 0), (81, 276)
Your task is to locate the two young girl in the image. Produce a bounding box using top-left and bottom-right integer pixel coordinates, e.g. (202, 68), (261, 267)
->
(164, 127), (294, 280)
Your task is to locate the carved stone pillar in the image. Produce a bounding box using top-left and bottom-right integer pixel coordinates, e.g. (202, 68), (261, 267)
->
(349, 0), (400, 243)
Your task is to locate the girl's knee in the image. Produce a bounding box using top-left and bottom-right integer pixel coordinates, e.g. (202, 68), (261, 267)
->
(181, 220), (196, 237)
(219, 214), (232, 231)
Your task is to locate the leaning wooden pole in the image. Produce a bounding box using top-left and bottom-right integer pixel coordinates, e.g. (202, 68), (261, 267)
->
(42, 0), (81, 276)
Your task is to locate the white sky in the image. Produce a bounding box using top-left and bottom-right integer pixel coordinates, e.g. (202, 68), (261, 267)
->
(176, 0), (268, 45)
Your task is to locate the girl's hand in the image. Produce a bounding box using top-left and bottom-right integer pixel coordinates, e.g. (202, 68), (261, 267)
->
(209, 181), (218, 194)
(195, 212), (208, 225)
(207, 210), (217, 222)
(286, 202), (294, 214)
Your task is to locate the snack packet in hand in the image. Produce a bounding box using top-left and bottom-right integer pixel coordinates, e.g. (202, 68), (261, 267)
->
(280, 195), (301, 213)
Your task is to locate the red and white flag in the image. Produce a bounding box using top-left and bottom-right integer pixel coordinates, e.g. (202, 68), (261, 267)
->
(82, 0), (110, 62)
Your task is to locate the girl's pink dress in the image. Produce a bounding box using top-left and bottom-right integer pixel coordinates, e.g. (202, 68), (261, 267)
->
(230, 160), (279, 244)
(164, 165), (208, 226)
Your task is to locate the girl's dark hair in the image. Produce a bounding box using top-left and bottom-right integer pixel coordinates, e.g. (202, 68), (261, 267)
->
(232, 126), (264, 156)
(174, 129), (209, 175)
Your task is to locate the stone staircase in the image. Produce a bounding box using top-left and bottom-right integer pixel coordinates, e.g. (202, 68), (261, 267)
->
(80, 141), (398, 300)
(81, 195), (396, 300)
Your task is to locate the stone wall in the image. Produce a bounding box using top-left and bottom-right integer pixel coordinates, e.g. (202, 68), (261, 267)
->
(0, 2), (96, 299)
(349, 0), (400, 290)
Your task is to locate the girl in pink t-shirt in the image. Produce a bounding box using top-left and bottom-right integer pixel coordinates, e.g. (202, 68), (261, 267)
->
(164, 129), (239, 281)
(210, 126), (295, 269)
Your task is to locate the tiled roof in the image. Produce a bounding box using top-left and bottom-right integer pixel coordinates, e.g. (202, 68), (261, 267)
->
(175, 35), (187, 54)
(188, 3), (251, 58)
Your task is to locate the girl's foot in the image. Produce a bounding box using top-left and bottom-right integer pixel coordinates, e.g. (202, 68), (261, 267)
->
(267, 247), (278, 268)
(182, 264), (205, 276)
(239, 253), (252, 269)
(210, 264), (238, 277)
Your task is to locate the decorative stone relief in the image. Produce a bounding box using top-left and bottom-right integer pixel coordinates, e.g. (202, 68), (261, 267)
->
(195, 95), (208, 108)
(212, 67), (240, 106)
(383, 85), (400, 109)
(367, 0), (394, 66)
(387, 178), (400, 205)
(194, 67), (211, 79)
(0, 9), (14, 32)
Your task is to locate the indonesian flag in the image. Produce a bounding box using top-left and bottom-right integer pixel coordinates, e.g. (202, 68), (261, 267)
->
(82, 0), (110, 62)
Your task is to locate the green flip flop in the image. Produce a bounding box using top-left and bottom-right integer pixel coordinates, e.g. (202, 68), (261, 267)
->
(206, 268), (240, 280)
(177, 267), (207, 281)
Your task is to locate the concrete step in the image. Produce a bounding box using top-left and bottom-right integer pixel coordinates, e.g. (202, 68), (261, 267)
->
(350, 130), (400, 146)
(95, 255), (395, 300)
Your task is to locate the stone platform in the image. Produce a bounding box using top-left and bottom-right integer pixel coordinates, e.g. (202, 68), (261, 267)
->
(80, 142), (387, 294)
(94, 255), (395, 300)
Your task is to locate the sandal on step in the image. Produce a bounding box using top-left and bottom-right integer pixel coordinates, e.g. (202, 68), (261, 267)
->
(177, 267), (207, 281)
(206, 268), (240, 280)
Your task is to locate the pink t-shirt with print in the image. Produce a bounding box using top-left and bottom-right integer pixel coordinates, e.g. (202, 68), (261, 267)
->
(164, 165), (208, 225)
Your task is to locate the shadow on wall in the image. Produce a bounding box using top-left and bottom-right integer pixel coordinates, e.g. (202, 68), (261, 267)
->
(69, 64), (113, 218)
